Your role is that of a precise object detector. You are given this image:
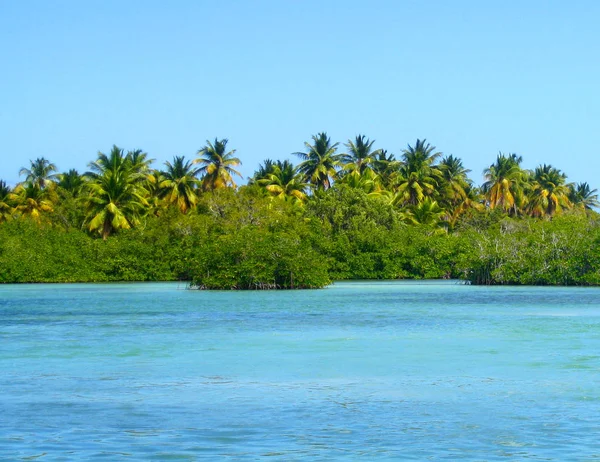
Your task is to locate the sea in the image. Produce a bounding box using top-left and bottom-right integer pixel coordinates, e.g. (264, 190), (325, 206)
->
(1, 281), (599, 460)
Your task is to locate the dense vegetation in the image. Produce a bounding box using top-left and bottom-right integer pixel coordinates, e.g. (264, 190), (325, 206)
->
(1, 134), (599, 288)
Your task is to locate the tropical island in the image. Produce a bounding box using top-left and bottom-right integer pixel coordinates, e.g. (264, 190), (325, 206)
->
(1, 133), (599, 288)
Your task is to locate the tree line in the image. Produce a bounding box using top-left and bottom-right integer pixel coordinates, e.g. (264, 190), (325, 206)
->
(1, 133), (599, 287)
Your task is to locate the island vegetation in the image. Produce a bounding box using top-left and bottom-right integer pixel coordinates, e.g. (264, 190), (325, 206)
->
(1, 134), (600, 288)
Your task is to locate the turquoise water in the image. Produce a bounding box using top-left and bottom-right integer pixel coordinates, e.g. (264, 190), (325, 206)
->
(1, 281), (600, 460)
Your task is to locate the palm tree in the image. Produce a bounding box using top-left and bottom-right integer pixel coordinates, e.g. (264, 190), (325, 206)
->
(336, 168), (383, 196)
(84, 146), (149, 239)
(258, 160), (309, 203)
(439, 155), (471, 202)
(19, 157), (59, 189)
(250, 159), (276, 184)
(569, 182), (600, 211)
(400, 197), (446, 229)
(58, 169), (84, 196)
(145, 170), (166, 214)
(437, 155), (481, 221)
(127, 149), (156, 198)
(482, 153), (526, 215)
(339, 135), (380, 176)
(446, 184), (484, 230)
(195, 138), (242, 191)
(88, 145), (131, 177)
(526, 164), (572, 217)
(293, 132), (340, 191)
(372, 149), (400, 189)
(9, 183), (56, 222)
(159, 156), (201, 213)
(126, 149), (154, 175)
(0, 180), (13, 222)
(393, 139), (442, 206)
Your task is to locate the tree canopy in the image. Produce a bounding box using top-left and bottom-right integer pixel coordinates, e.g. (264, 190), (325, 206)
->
(1, 134), (599, 287)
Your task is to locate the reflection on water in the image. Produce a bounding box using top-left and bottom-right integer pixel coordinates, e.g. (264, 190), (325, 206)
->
(1, 281), (600, 460)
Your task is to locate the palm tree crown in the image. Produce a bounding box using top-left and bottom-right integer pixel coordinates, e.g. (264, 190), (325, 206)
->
(159, 156), (201, 213)
(195, 138), (242, 191)
(401, 197), (446, 230)
(258, 160), (309, 203)
(372, 149), (400, 189)
(393, 139), (442, 206)
(84, 145), (149, 239)
(9, 182), (56, 222)
(293, 132), (340, 191)
(0, 180), (10, 200)
(569, 182), (600, 211)
(127, 149), (153, 172)
(340, 135), (380, 175)
(250, 159), (276, 184)
(439, 155), (472, 204)
(19, 157), (59, 189)
(527, 164), (572, 217)
(58, 169), (84, 196)
(482, 153), (526, 214)
(0, 180), (13, 222)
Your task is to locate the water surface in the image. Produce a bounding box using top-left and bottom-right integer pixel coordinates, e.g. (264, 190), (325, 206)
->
(1, 281), (600, 460)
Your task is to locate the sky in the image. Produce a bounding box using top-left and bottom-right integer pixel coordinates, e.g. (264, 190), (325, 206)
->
(1, 0), (599, 187)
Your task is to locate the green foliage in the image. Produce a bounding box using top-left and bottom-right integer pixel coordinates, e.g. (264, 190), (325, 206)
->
(257, 160), (308, 203)
(191, 226), (330, 290)
(340, 135), (380, 175)
(195, 138), (242, 191)
(19, 157), (59, 189)
(191, 189), (330, 289)
(307, 185), (398, 233)
(456, 214), (600, 285)
(159, 156), (201, 213)
(482, 153), (526, 214)
(58, 169), (84, 196)
(50, 190), (86, 231)
(0, 218), (176, 283)
(2, 192), (600, 287)
(393, 139), (442, 206)
(294, 132), (340, 191)
(84, 146), (150, 239)
(0, 180), (12, 223)
(569, 182), (600, 211)
(2, 137), (600, 288)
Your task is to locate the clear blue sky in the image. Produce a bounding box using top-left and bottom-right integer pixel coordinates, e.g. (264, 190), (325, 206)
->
(1, 0), (599, 188)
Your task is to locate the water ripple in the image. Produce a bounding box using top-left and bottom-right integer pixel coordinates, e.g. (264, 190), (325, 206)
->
(1, 282), (600, 460)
